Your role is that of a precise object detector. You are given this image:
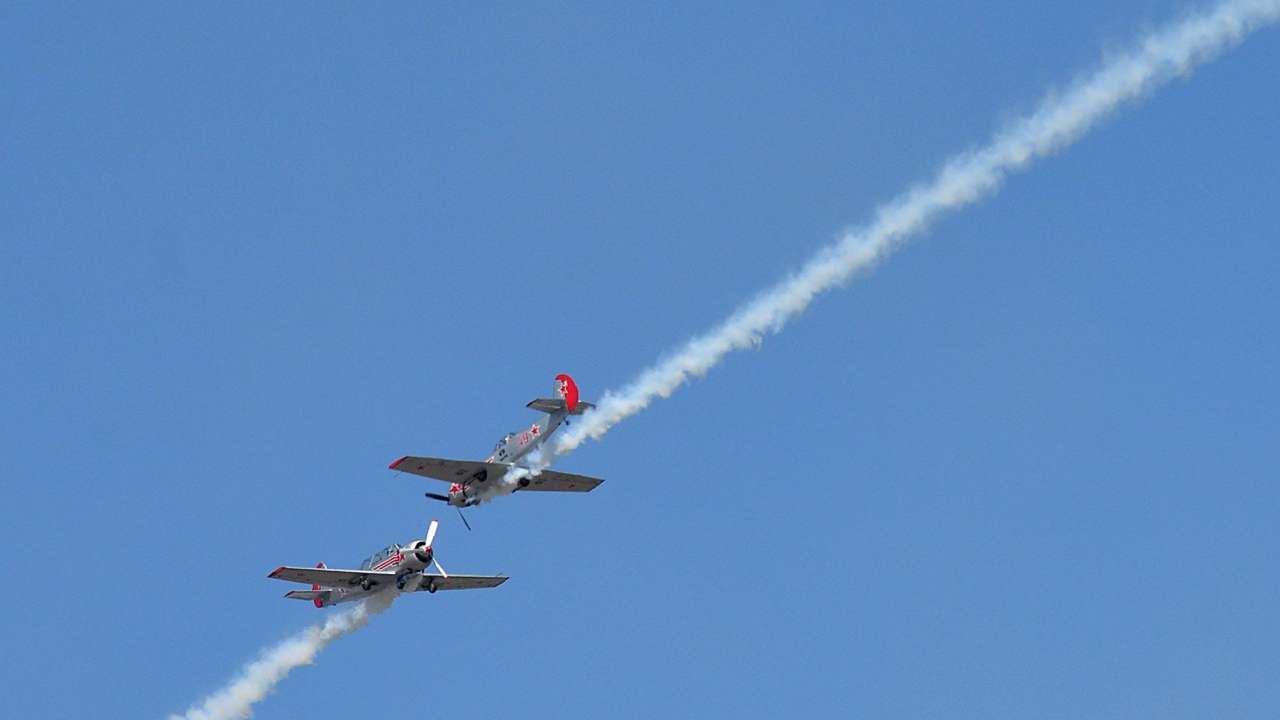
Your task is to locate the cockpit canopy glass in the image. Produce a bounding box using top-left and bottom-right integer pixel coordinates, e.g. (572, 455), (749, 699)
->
(358, 543), (402, 571)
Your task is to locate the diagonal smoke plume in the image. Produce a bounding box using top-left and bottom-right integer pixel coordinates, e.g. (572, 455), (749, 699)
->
(170, 592), (396, 720)
(554, 0), (1280, 456)
(173, 2), (1277, 716)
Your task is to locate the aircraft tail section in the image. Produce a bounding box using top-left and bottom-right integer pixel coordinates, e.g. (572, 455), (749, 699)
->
(526, 373), (595, 415)
(310, 562), (326, 607)
(554, 373), (580, 411)
(284, 589), (332, 607)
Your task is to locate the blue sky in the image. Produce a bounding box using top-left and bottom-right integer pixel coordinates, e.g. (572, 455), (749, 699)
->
(3, 2), (1278, 717)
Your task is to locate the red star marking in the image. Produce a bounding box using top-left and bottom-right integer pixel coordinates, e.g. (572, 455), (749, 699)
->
(531, 424), (540, 436)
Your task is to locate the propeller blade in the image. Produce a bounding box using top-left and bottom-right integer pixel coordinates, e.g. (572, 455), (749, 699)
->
(456, 507), (472, 531)
(433, 558), (448, 579)
(424, 519), (439, 548)
(424, 492), (451, 503)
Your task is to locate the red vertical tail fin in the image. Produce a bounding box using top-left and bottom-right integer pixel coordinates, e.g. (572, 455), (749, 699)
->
(554, 373), (579, 412)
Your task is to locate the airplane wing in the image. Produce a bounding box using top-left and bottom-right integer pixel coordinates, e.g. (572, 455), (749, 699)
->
(411, 574), (509, 592)
(268, 566), (398, 589)
(389, 456), (504, 485)
(516, 468), (604, 493)
(284, 590), (328, 602)
(389, 456), (603, 493)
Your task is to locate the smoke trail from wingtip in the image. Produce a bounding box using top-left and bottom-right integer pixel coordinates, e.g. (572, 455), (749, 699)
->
(170, 593), (396, 720)
(553, 0), (1280, 455)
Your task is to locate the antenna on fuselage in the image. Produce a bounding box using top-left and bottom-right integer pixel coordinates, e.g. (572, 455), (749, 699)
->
(456, 506), (472, 531)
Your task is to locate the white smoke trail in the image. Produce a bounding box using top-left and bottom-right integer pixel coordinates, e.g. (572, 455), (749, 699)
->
(170, 592), (396, 720)
(554, 0), (1280, 455)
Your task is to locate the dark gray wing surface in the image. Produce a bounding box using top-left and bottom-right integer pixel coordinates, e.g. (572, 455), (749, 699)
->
(389, 456), (506, 485)
(390, 456), (603, 493)
(268, 566), (397, 588)
(517, 468), (604, 493)
(411, 574), (508, 591)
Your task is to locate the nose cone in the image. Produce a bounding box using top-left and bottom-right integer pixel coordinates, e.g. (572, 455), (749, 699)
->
(414, 546), (433, 565)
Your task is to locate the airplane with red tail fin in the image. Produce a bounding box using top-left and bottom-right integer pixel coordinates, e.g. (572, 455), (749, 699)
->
(268, 519), (507, 607)
(388, 373), (605, 515)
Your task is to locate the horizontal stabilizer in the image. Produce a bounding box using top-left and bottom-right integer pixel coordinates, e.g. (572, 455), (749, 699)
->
(527, 397), (565, 413)
(527, 398), (597, 415)
(284, 590), (328, 602)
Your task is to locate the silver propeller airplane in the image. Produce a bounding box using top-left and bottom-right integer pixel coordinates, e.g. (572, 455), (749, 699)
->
(268, 519), (506, 607)
(388, 373), (605, 515)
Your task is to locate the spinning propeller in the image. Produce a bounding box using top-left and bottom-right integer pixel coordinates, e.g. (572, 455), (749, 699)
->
(413, 519), (448, 578)
(424, 492), (472, 531)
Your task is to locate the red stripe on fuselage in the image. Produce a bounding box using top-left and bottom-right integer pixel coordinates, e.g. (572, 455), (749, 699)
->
(372, 553), (404, 571)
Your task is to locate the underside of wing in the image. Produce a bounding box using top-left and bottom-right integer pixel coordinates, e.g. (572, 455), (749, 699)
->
(388, 456), (507, 485)
(389, 456), (603, 493)
(518, 468), (604, 493)
(412, 574), (508, 591)
(269, 566), (397, 589)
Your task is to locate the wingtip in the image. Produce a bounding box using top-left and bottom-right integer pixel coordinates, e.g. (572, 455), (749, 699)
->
(389, 456), (406, 470)
(269, 566), (286, 578)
